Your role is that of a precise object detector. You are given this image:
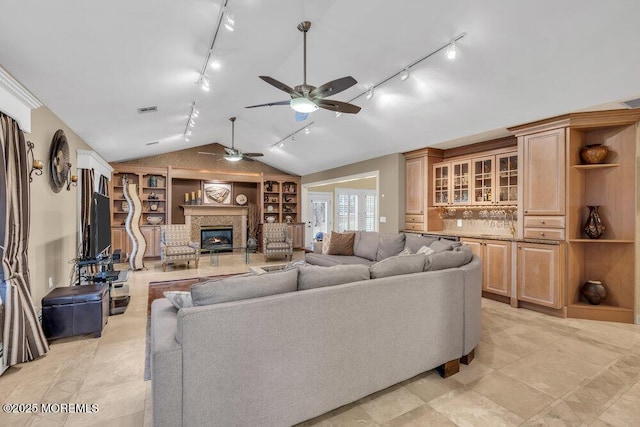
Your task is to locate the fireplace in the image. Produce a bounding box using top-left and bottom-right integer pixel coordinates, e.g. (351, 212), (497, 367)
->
(201, 226), (233, 253)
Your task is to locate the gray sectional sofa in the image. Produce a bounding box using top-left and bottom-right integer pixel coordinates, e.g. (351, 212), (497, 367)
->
(150, 233), (481, 427)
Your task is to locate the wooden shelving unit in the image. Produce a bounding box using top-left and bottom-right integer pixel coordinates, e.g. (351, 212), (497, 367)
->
(261, 175), (300, 224)
(566, 119), (638, 323)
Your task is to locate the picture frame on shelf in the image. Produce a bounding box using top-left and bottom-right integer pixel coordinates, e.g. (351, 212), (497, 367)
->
(202, 182), (232, 205)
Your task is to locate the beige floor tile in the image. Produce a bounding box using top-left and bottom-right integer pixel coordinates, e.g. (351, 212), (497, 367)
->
(382, 404), (457, 426)
(428, 388), (523, 426)
(65, 380), (145, 426)
(473, 338), (522, 369)
(468, 370), (555, 419)
(29, 414), (67, 426)
(301, 405), (378, 427)
(404, 371), (462, 403)
(451, 360), (494, 385)
(360, 387), (424, 424)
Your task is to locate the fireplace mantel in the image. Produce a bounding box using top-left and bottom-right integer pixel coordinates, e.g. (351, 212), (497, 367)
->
(181, 205), (248, 217)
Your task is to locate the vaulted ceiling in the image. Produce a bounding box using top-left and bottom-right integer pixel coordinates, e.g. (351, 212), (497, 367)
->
(2, 1), (640, 175)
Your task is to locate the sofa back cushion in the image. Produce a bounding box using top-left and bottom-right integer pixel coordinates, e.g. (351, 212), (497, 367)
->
(191, 269), (298, 306)
(429, 238), (462, 253)
(404, 234), (439, 253)
(298, 264), (370, 290)
(370, 253), (426, 279)
(328, 231), (355, 256)
(376, 233), (406, 261)
(425, 245), (473, 271)
(353, 231), (379, 261)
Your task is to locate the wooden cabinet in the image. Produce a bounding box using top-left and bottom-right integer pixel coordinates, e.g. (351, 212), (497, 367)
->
(262, 175), (300, 224)
(403, 148), (442, 231)
(141, 226), (161, 257)
(522, 128), (565, 216)
(405, 157), (426, 215)
(111, 227), (132, 260)
(462, 238), (511, 297)
(433, 160), (471, 206)
(517, 242), (564, 309)
(470, 152), (518, 205)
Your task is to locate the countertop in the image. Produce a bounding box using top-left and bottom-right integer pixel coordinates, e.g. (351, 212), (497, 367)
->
(406, 229), (563, 245)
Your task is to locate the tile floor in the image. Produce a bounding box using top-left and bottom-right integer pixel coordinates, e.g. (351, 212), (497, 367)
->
(1, 251), (640, 426)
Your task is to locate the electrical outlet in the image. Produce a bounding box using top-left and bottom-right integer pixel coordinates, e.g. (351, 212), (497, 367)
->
(48, 277), (53, 289)
(380, 216), (387, 223)
(456, 219), (463, 227)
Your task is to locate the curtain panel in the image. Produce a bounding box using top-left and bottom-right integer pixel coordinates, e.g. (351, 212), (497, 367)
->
(0, 113), (49, 368)
(80, 169), (95, 260)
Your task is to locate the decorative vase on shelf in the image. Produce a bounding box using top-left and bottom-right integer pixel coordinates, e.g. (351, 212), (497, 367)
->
(149, 175), (158, 187)
(580, 144), (609, 164)
(581, 280), (606, 305)
(583, 206), (605, 239)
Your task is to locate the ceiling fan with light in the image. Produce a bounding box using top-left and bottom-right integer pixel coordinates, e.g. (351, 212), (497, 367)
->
(245, 21), (361, 121)
(198, 117), (264, 162)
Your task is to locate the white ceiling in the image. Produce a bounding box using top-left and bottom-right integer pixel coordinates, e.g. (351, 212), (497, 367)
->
(2, 0), (640, 175)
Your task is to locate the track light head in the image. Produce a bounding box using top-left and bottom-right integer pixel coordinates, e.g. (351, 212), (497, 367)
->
(447, 42), (457, 59)
(224, 12), (235, 31)
(366, 87), (374, 100)
(400, 68), (410, 81)
(201, 76), (210, 91)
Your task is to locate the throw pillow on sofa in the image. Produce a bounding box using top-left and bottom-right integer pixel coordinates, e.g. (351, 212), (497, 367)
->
(370, 253), (426, 279)
(404, 233), (439, 253)
(353, 231), (379, 261)
(416, 245), (435, 255)
(328, 231), (355, 256)
(429, 238), (462, 253)
(321, 232), (332, 254)
(376, 233), (406, 261)
(191, 268), (298, 306)
(163, 291), (193, 309)
(425, 245), (473, 271)
(298, 264), (370, 290)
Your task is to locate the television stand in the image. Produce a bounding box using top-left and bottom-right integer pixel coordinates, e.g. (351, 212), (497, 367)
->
(75, 258), (131, 315)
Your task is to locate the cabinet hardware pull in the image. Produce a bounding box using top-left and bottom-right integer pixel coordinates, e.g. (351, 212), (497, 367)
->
(524, 210), (528, 213)
(540, 220), (545, 224)
(540, 232), (545, 236)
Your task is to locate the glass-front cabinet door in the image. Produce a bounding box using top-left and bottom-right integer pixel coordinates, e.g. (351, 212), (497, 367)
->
(497, 152), (518, 204)
(433, 162), (450, 206)
(451, 160), (470, 204)
(472, 156), (494, 205)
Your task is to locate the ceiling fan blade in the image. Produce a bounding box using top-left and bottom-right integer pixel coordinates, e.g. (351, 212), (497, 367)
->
(243, 153), (264, 157)
(241, 156), (255, 162)
(259, 76), (301, 97)
(224, 147), (238, 155)
(197, 152), (220, 156)
(310, 76), (357, 99)
(245, 100), (291, 109)
(295, 112), (309, 122)
(316, 99), (361, 114)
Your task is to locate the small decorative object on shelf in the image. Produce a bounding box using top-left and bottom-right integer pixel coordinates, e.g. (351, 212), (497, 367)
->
(580, 144), (609, 164)
(147, 216), (163, 225)
(149, 175), (158, 187)
(148, 192), (158, 200)
(285, 215), (293, 223)
(583, 205), (605, 239)
(580, 280), (606, 305)
(121, 201), (129, 212)
(266, 181), (273, 192)
(149, 203), (158, 211)
(265, 216), (276, 223)
(267, 205), (274, 212)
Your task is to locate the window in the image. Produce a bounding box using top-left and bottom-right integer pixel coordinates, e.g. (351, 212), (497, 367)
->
(335, 188), (377, 232)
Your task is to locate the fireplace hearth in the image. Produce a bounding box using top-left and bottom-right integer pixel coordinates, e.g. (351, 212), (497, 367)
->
(201, 226), (233, 253)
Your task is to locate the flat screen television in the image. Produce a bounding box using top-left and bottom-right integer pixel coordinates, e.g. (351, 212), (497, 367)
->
(90, 192), (112, 259)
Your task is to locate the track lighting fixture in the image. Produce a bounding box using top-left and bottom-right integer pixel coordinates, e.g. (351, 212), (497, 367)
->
(345, 32), (466, 105)
(279, 141), (285, 148)
(269, 122), (315, 151)
(201, 76), (210, 91)
(366, 87), (374, 100)
(304, 125), (310, 134)
(335, 111), (342, 118)
(223, 11), (235, 31)
(446, 42), (457, 60)
(183, 102), (198, 142)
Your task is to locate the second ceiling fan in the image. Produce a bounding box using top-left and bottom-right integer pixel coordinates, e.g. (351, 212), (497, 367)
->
(246, 21), (361, 121)
(198, 117), (264, 162)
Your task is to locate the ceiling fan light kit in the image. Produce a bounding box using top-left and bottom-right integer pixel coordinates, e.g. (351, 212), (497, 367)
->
(290, 97), (319, 113)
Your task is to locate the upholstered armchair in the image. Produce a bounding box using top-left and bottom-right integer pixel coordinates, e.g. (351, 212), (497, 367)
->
(160, 225), (200, 272)
(262, 222), (293, 262)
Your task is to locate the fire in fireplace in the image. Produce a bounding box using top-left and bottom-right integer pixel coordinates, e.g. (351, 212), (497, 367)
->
(201, 226), (233, 253)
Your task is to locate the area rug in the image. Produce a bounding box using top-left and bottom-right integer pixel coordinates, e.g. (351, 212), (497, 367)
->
(144, 273), (241, 380)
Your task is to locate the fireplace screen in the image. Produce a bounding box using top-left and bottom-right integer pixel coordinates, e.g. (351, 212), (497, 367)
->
(201, 226), (233, 253)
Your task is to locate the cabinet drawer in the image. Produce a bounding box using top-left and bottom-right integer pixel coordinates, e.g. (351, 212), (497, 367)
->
(405, 214), (424, 224)
(405, 223), (424, 231)
(524, 227), (565, 240)
(524, 216), (565, 229)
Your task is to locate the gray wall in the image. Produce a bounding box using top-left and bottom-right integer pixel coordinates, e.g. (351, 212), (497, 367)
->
(302, 154), (405, 233)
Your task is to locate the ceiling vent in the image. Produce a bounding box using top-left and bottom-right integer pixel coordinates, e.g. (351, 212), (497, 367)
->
(145, 141), (159, 146)
(137, 106), (158, 114)
(621, 98), (640, 109)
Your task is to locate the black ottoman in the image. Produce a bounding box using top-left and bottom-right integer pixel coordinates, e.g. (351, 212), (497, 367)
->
(42, 284), (109, 340)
